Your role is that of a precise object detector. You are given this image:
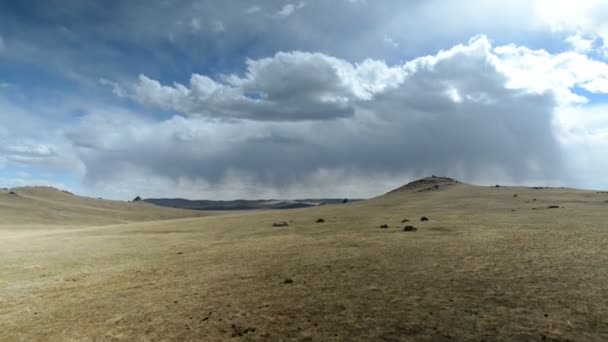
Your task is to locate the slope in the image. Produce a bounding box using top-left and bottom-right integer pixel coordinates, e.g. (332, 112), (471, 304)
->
(1, 179), (608, 341)
(0, 186), (206, 226)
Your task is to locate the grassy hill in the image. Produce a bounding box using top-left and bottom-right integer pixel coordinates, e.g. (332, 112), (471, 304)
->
(1, 178), (608, 341)
(0, 186), (206, 226)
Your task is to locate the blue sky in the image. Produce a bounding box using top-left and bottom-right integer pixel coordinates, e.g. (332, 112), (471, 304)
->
(1, 0), (608, 199)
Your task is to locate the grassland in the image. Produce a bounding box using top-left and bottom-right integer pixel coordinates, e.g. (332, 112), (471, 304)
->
(1, 180), (608, 341)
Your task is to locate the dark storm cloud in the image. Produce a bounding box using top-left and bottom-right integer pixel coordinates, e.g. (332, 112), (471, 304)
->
(67, 37), (564, 198)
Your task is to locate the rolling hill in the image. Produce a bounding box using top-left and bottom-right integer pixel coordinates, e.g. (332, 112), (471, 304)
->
(0, 186), (206, 226)
(1, 177), (608, 341)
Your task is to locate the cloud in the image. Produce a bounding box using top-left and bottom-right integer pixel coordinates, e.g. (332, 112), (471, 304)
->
(565, 33), (594, 53)
(190, 17), (202, 32)
(275, 2), (305, 18)
(245, 5), (261, 14)
(5, 1), (608, 200)
(0, 95), (83, 174)
(120, 51), (404, 121)
(0, 143), (60, 167)
(493, 44), (608, 105)
(535, 0), (608, 54)
(211, 20), (225, 32)
(383, 35), (399, 48)
(555, 104), (608, 190)
(70, 36), (575, 199)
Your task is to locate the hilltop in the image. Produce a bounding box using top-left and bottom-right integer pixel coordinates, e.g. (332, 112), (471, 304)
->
(386, 175), (461, 193)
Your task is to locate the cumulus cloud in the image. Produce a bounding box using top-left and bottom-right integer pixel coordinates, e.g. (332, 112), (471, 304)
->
(494, 44), (608, 104)
(275, 2), (305, 18)
(565, 33), (594, 53)
(6, 1), (608, 199)
(71, 36), (580, 199)
(536, 0), (608, 55)
(119, 52), (404, 121)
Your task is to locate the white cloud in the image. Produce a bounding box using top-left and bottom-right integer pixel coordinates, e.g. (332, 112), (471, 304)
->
(121, 51), (404, 121)
(493, 44), (608, 104)
(211, 20), (225, 32)
(383, 35), (399, 48)
(565, 33), (595, 53)
(77, 36), (579, 199)
(555, 104), (608, 190)
(535, 0), (608, 54)
(99, 78), (126, 97)
(275, 2), (306, 18)
(121, 35), (608, 122)
(245, 5), (261, 14)
(190, 17), (202, 32)
(91, 34), (608, 198)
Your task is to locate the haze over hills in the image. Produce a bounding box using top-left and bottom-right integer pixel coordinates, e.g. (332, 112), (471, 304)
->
(143, 197), (359, 211)
(2, 176), (608, 341)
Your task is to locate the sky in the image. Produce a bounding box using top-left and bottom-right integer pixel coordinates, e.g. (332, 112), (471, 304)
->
(1, 0), (608, 200)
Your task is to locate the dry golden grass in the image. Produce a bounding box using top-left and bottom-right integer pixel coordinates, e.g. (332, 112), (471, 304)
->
(0, 186), (206, 226)
(1, 181), (608, 341)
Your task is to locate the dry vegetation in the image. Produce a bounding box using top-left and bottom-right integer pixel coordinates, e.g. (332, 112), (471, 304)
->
(0, 186), (206, 226)
(1, 180), (608, 341)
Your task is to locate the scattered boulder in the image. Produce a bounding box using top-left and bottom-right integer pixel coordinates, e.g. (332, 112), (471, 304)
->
(316, 218), (325, 223)
(547, 205), (560, 209)
(132, 196), (142, 202)
(513, 194), (518, 198)
(342, 198), (349, 204)
(495, 184), (500, 188)
(8, 191), (17, 196)
(283, 278), (294, 284)
(403, 225), (417, 232)
(272, 221), (289, 227)
(420, 216), (429, 221)
(401, 218), (410, 223)
(231, 324), (257, 337)
(379, 224), (389, 229)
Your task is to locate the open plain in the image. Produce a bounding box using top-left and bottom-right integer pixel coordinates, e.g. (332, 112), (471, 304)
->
(1, 179), (608, 341)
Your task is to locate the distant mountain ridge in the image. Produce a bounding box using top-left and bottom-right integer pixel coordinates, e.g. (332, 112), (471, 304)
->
(143, 198), (360, 211)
